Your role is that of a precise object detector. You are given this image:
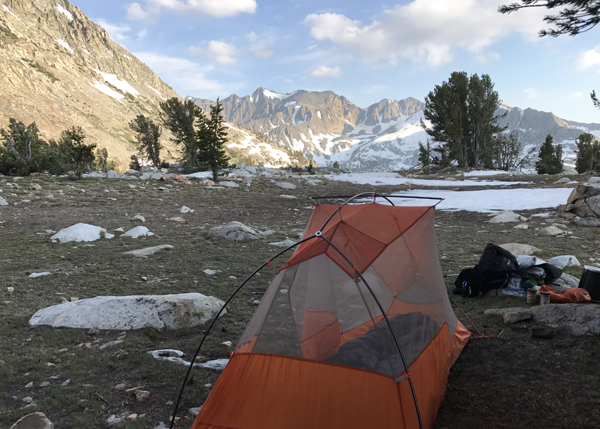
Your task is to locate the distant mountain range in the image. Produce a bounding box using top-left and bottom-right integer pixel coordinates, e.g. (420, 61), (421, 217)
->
(190, 88), (600, 170)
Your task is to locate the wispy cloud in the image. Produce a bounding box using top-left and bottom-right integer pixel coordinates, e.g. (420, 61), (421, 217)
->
(126, 0), (256, 23)
(525, 87), (539, 98)
(189, 40), (238, 65)
(308, 66), (342, 77)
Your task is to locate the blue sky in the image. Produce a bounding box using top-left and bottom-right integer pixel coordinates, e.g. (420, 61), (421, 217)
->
(70, 0), (600, 123)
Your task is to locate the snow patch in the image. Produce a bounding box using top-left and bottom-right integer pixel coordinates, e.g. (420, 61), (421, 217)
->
(124, 54), (132, 60)
(93, 70), (139, 97)
(328, 172), (528, 188)
(2, 5), (26, 26)
(56, 39), (73, 53)
(56, 5), (73, 20)
(82, 48), (90, 55)
(148, 85), (161, 95)
(90, 81), (124, 101)
(263, 89), (289, 100)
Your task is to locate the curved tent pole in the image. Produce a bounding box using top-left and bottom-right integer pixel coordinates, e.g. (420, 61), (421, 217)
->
(317, 233), (424, 429)
(169, 235), (317, 429)
(318, 192), (385, 231)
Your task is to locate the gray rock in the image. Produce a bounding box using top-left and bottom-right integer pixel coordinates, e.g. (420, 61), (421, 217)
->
(502, 309), (532, 324)
(548, 273), (580, 292)
(131, 214), (145, 222)
(530, 304), (600, 336)
(305, 179), (322, 186)
(219, 181), (239, 188)
(573, 216), (600, 227)
(123, 245), (174, 257)
(126, 169), (138, 175)
(280, 195), (297, 199)
(10, 412), (54, 429)
(210, 221), (259, 241)
(0, 196), (7, 206)
(549, 255), (581, 268)
(269, 239), (298, 247)
(122, 226), (154, 238)
(513, 223), (528, 230)
(29, 183), (42, 191)
(151, 173), (163, 180)
(29, 293), (225, 330)
(189, 407), (202, 417)
(141, 165), (153, 172)
(276, 182), (296, 190)
(140, 172), (153, 180)
(489, 210), (526, 223)
(539, 226), (565, 236)
(499, 243), (540, 256)
(180, 206), (194, 214)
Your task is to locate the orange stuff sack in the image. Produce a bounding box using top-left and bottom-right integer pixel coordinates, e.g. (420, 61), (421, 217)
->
(539, 285), (591, 304)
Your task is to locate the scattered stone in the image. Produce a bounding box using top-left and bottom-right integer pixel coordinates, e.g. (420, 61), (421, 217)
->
(203, 269), (220, 275)
(29, 272), (51, 278)
(219, 181), (239, 188)
(29, 183), (42, 191)
(39, 381), (50, 387)
(29, 293), (226, 330)
(549, 255), (581, 268)
(502, 309), (533, 324)
(269, 239), (297, 247)
(202, 179), (215, 186)
(531, 212), (554, 218)
(0, 196), (8, 206)
(22, 397), (33, 404)
(201, 359), (229, 370)
(280, 195), (297, 199)
(106, 413), (128, 426)
(189, 407), (202, 417)
(305, 179), (322, 186)
(124, 245), (174, 258)
(498, 243), (540, 256)
(180, 206), (194, 214)
(44, 229), (55, 234)
(131, 214), (145, 222)
(135, 390), (150, 401)
(489, 210), (527, 223)
(513, 224), (528, 230)
(25, 382), (33, 388)
(99, 340), (123, 350)
(88, 327), (101, 336)
(51, 223), (114, 243)
(115, 383), (127, 390)
(210, 221), (259, 241)
(7, 287), (14, 293)
(114, 227), (124, 233)
(549, 273), (581, 292)
(554, 177), (571, 184)
(106, 170), (119, 179)
(122, 226), (154, 238)
(276, 182), (296, 190)
(169, 217), (186, 223)
(261, 229), (274, 235)
(539, 226), (565, 236)
(127, 414), (138, 421)
(221, 341), (232, 347)
(531, 326), (554, 339)
(253, 299), (260, 305)
(61, 379), (71, 386)
(9, 412), (53, 429)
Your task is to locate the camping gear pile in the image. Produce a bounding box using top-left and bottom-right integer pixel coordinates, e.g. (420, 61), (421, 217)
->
(454, 243), (592, 304)
(189, 198), (470, 429)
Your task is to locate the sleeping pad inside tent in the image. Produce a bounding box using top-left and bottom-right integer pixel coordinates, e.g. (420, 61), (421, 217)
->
(191, 201), (470, 429)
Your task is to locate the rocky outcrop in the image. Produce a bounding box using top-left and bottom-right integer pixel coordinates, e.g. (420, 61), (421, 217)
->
(566, 180), (600, 220)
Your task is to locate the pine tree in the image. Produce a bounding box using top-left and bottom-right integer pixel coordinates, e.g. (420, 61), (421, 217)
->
(496, 132), (521, 171)
(536, 134), (563, 174)
(424, 72), (504, 168)
(332, 161), (340, 169)
(160, 98), (201, 171)
(418, 142), (431, 170)
(58, 126), (96, 178)
(129, 115), (162, 167)
(575, 132), (600, 173)
(197, 99), (230, 181)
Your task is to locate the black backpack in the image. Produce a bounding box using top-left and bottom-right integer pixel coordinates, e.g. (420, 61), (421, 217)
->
(455, 244), (518, 297)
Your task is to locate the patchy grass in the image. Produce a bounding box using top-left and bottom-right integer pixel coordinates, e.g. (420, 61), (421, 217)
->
(0, 174), (599, 428)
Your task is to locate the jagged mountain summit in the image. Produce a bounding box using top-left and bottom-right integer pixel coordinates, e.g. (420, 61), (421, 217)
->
(0, 0), (301, 168)
(191, 87), (600, 170)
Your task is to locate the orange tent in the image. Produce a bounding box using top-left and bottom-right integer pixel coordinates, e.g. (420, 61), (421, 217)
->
(191, 200), (470, 429)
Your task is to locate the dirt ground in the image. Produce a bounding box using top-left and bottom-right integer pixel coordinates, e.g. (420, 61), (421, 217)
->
(1, 171), (599, 428)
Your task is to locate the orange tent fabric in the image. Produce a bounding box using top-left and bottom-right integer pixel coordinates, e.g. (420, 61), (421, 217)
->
(191, 202), (469, 429)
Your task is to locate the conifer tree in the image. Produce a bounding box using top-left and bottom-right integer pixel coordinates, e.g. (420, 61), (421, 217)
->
(129, 114), (162, 167)
(196, 99), (230, 181)
(536, 134), (563, 174)
(575, 132), (600, 173)
(160, 98), (201, 171)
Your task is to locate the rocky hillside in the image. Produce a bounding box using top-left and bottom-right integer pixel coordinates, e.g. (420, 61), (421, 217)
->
(192, 87), (600, 170)
(0, 0), (302, 169)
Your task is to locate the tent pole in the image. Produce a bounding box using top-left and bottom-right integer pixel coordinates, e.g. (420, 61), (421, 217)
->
(169, 235), (317, 429)
(318, 234), (424, 429)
